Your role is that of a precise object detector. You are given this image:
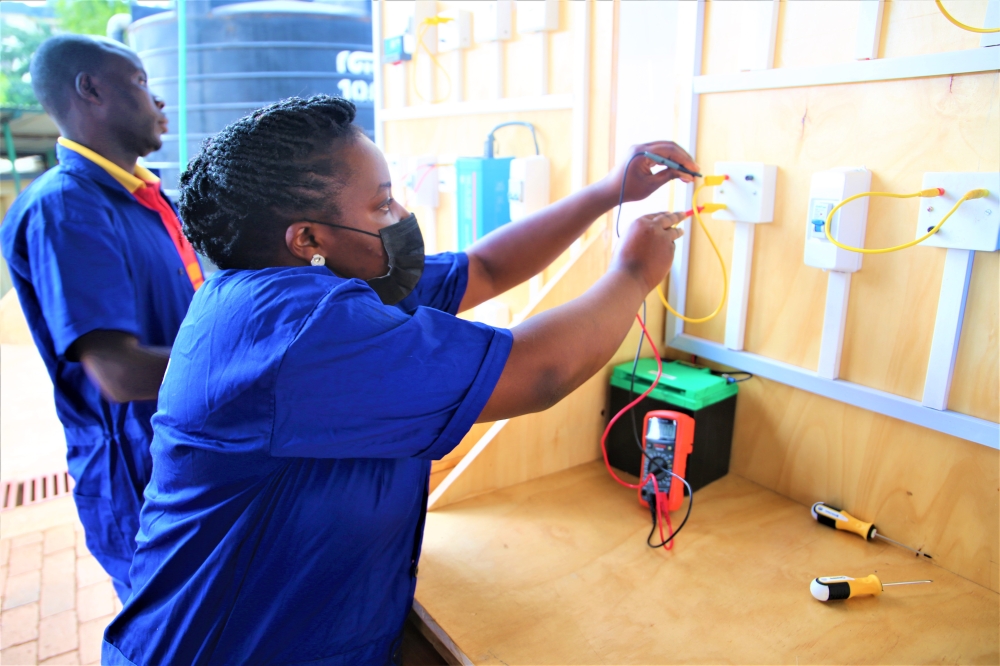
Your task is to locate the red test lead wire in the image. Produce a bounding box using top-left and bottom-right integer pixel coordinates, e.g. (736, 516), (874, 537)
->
(600, 313), (664, 490)
(600, 313), (681, 551)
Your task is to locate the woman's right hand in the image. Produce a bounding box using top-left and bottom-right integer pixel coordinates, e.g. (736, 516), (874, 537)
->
(611, 212), (686, 294)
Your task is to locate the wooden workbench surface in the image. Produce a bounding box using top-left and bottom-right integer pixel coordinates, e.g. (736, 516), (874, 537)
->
(415, 462), (998, 665)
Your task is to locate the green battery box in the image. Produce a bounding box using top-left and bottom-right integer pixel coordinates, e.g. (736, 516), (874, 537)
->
(607, 360), (738, 493)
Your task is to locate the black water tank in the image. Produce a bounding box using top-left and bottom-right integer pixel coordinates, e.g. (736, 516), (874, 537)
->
(128, 0), (374, 195)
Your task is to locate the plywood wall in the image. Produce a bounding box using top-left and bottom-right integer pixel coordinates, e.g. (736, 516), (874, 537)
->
(383, 0), (998, 593)
(679, 0), (999, 591)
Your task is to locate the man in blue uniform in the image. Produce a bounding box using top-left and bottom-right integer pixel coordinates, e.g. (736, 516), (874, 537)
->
(0, 35), (202, 600)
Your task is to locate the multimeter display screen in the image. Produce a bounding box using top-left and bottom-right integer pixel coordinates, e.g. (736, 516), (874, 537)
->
(646, 418), (676, 443)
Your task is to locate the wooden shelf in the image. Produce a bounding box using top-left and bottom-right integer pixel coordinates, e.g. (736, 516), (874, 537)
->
(414, 463), (998, 664)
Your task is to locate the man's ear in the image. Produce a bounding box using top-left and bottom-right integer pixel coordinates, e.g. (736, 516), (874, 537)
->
(284, 222), (322, 263)
(74, 72), (102, 105)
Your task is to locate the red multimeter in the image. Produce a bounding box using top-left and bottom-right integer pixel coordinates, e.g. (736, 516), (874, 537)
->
(639, 410), (695, 512)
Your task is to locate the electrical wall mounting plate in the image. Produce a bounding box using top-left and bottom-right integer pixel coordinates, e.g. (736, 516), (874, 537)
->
(508, 155), (550, 221)
(916, 172), (1000, 252)
(712, 162), (777, 223)
(803, 167), (872, 272)
(474, 0), (513, 42)
(516, 0), (559, 33)
(437, 10), (472, 52)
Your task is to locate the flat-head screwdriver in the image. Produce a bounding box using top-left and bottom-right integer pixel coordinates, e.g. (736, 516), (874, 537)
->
(810, 502), (932, 559)
(810, 574), (932, 601)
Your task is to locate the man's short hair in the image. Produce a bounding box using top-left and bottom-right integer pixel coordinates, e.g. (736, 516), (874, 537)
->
(30, 34), (133, 122)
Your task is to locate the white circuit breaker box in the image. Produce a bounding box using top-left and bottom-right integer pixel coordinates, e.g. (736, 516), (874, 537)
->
(803, 168), (872, 272)
(508, 155), (550, 221)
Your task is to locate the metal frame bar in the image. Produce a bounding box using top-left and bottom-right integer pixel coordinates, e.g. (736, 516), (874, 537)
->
(724, 221), (754, 350)
(670, 334), (998, 449)
(664, 0), (705, 344)
(855, 0), (885, 61)
(693, 46), (998, 94)
(817, 270), (851, 380)
(177, 0), (188, 171)
(377, 93), (573, 121)
(922, 249), (975, 411)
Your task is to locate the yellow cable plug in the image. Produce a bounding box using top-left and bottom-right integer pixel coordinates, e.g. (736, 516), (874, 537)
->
(824, 188), (983, 255)
(656, 180), (729, 324)
(935, 0), (1000, 33)
(699, 203), (727, 214)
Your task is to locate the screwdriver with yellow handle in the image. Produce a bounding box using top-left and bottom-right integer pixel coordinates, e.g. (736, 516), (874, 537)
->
(810, 575), (932, 602)
(810, 502), (932, 559)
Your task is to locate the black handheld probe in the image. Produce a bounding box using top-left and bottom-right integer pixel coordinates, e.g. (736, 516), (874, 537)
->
(642, 151), (703, 179)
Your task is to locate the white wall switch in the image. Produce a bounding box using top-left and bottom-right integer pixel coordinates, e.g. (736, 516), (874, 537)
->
(916, 172), (1000, 252)
(712, 162), (777, 223)
(803, 167), (872, 272)
(474, 0), (513, 42)
(437, 10), (472, 52)
(516, 0), (559, 33)
(508, 155), (550, 221)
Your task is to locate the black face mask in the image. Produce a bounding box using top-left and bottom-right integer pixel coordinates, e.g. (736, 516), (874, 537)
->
(309, 213), (425, 306)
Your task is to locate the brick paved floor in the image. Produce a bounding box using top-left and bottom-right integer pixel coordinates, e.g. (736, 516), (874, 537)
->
(1, 498), (122, 666)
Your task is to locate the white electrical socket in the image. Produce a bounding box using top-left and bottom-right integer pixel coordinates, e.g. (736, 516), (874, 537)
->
(803, 168), (872, 272)
(711, 162), (777, 223)
(516, 0), (559, 33)
(412, 155), (439, 208)
(916, 172), (1000, 252)
(437, 10), (472, 52)
(474, 0), (513, 42)
(508, 155), (550, 221)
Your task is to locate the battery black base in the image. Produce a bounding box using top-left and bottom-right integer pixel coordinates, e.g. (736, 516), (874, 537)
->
(606, 387), (737, 494)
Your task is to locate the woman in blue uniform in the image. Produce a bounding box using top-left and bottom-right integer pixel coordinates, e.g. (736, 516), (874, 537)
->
(103, 95), (695, 665)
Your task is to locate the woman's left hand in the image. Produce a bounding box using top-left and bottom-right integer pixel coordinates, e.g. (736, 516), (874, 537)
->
(604, 141), (700, 205)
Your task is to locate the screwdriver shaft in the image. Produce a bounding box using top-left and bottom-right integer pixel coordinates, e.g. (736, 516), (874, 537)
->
(875, 532), (932, 558)
(882, 580), (933, 587)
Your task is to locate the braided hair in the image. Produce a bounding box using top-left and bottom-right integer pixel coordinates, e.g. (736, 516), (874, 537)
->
(179, 95), (362, 269)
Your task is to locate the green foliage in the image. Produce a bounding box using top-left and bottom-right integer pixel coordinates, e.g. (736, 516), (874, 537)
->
(54, 0), (131, 37)
(0, 17), (52, 107)
(0, 0), (132, 108)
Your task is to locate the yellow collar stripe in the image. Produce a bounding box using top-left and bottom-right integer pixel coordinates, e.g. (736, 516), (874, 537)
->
(57, 137), (160, 193)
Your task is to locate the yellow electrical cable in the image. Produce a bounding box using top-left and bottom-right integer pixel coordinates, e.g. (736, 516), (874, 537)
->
(655, 181), (729, 324)
(411, 17), (454, 104)
(935, 0), (1000, 33)
(823, 188), (988, 254)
